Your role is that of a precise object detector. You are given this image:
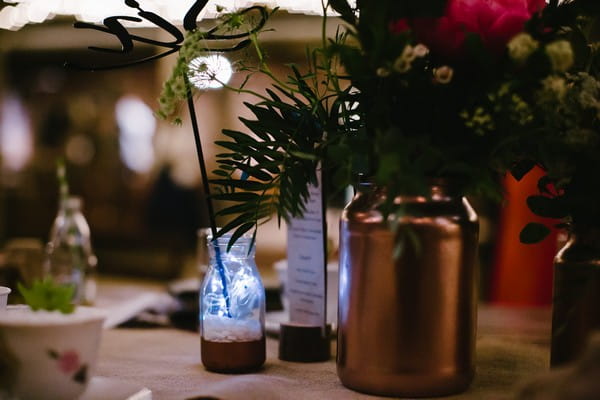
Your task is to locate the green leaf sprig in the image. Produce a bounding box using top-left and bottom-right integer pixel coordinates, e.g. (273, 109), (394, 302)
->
(17, 279), (75, 314)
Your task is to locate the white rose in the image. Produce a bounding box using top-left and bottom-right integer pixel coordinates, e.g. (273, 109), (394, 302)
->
(413, 44), (430, 58)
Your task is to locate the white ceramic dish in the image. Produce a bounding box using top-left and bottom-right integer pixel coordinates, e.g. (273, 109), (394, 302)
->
(81, 377), (152, 400)
(0, 286), (10, 309)
(0, 306), (106, 400)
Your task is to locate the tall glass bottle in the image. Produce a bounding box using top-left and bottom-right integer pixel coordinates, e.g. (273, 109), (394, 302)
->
(200, 233), (266, 373)
(45, 196), (98, 305)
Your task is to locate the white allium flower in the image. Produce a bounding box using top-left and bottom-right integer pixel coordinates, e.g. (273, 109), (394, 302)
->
(413, 44), (429, 58)
(507, 33), (539, 64)
(546, 40), (574, 72)
(541, 76), (567, 100)
(433, 66), (454, 84)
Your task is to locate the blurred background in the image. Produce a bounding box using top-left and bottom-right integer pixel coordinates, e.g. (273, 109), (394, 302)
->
(0, 5), (560, 307)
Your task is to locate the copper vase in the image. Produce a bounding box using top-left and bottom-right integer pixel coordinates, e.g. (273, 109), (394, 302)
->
(551, 227), (600, 367)
(337, 181), (479, 397)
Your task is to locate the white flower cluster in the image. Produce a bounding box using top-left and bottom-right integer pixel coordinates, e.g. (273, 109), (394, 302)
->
(540, 76), (568, 101)
(508, 33), (574, 73)
(508, 33), (539, 64)
(377, 44), (430, 77)
(546, 40), (574, 73)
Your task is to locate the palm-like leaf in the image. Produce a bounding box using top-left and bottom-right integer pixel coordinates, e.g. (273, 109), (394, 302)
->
(211, 76), (326, 249)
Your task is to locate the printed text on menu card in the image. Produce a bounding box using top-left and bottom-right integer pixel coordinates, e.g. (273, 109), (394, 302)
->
(286, 170), (327, 328)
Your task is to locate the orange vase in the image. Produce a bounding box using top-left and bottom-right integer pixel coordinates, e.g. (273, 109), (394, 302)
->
(490, 167), (557, 306)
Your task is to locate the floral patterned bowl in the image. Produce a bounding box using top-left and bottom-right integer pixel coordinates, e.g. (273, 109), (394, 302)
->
(0, 306), (106, 400)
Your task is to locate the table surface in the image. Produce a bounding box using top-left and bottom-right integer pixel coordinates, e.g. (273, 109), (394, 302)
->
(93, 277), (552, 400)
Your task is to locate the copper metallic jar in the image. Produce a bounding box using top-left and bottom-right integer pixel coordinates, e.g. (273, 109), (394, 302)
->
(551, 227), (600, 367)
(337, 181), (479, 397)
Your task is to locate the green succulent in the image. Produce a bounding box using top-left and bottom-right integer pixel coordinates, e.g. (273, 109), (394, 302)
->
(17, 279), (75, 314)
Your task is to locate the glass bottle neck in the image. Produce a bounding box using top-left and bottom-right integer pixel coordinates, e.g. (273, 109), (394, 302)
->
(59, 196), (83, 213)
(207, 238), (256, 260)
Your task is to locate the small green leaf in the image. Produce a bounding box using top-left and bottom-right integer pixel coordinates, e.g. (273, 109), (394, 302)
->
(520, 223), (552, 244)
(18, 279), (75, 314)
(289, 150), (317, 161)
(537, 176), (554, 196)
(209, 179), (269, 191)
(227, 223), (255, 251)
(211, 192), (261, 202)
(527, 195), (568, 219)
(510, 160), (536, 182)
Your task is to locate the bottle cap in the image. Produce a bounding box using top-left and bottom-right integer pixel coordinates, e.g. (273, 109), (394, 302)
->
(278, 323), (331, 362)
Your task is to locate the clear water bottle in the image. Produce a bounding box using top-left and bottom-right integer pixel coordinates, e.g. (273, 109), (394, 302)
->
(200, 232), (266, 373)
(45, 196), (98, 305)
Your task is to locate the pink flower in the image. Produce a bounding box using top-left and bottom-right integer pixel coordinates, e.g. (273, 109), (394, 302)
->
(57, 350), (81, 374)
(393, 0), (546, 58)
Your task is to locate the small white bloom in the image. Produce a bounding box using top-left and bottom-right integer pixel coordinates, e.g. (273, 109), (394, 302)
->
(402, 45), (416, 62)
(507, 33), (539, 64)
(546, 40), (574, 72)
(376, 67), (391, 77)
(393, 45), (415, 73)
(541, 76), (567, 100)
(413, 44), (429, 58)
(433, 66), (454, 84)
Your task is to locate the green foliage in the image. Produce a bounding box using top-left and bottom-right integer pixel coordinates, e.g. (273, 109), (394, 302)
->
(17, 279), (75, 314)
(510, 160), (536, 181)
(159, 0), (600, 249)
(520, 223), (552, 244)
(211, 66), (335, 247)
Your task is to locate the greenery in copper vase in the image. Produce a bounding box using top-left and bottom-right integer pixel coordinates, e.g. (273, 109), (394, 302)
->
(17, 279), (75, 314)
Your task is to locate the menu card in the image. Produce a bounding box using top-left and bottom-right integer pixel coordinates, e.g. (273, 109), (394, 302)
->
(286, 170), (327, 329)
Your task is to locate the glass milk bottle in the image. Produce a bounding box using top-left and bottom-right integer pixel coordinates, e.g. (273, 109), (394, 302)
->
(45, 196), (98, 305)
(200, 233), (266, 372)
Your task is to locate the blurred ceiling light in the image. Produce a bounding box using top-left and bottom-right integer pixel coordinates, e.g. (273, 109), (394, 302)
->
(188, 54), (232, 90)
(0, 94), (33, 171)
(116, 95), (156, 173)
(0, 1), (345, 30)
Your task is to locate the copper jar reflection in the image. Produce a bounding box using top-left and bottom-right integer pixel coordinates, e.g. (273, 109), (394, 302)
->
(337, 181), (479, 397)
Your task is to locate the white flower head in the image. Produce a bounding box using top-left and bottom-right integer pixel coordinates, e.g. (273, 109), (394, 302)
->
(541, 75), (567, 100)
(393, 45), (415, 73)
(376, 67), (391, 78)
(546, 40), (574, 72)
(413, 44), (430, 58)
(402, 45), (416, 62)
(433, 66), (454, 84)
(507, 33), (539, 64)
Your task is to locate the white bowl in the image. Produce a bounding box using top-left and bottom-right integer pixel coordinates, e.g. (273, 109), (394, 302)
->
(0, 287), (10, 309)
(0, 306), (106, 400)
